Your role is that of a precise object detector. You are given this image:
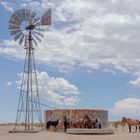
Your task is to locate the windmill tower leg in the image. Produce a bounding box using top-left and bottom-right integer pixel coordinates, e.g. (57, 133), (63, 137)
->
(13, 30), (43, 131)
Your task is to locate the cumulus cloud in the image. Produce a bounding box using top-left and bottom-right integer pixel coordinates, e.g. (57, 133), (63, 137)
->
(5, 81), (12, 86)
(129, 78), (140, 88)
(0, 40), (25, 59)
(0, 1), (13, 12)
(16, 71), (80, 107)
(37, 0), (140, 73)
(110, 98), (140, 117)
(1, 0), (140, 74)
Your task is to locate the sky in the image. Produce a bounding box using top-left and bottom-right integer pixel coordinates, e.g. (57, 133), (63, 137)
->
(0, 0), (140, 123)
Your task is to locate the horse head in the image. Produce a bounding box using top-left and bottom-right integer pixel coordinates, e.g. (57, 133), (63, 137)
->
(122, 117), (127, 122)
(84, 114), (90, 121)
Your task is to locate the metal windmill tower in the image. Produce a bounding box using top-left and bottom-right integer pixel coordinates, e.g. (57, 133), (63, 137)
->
(9, 8), (51, 131)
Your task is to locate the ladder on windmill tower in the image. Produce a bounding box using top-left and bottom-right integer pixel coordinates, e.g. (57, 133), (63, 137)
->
(8, 8), (51, 132)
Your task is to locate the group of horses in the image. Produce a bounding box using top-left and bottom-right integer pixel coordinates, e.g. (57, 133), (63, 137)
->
(46, 114), (101, 131)
(115, 117), (140, 133)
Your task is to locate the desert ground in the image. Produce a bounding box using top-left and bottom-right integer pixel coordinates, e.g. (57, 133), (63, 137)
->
(0, 125), (140, 140)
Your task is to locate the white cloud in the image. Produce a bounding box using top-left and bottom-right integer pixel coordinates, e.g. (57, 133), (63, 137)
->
(5, 81), (12, 86)
(129, 77), (140, 88)
(0, 40), (25, 60)
(0, 1), (13, 12)
(1, 0), (140, 75)
(16, 71), (80, 107)
(64, 96), (80, 106)
(110, 98), (140, 117)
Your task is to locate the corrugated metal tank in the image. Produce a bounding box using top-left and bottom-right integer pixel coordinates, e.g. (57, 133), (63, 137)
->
(44, 109), (108, 132)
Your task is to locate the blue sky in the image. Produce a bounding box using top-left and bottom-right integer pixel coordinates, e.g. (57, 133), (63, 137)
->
(0, 0), (140, 123)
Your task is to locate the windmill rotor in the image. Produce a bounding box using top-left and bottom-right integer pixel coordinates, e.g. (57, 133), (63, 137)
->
(9, 8), (51, 47)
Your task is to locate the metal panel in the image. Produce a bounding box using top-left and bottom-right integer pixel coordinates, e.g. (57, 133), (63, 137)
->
(32, 33), (41, 42)
(13, 32), (22, 41)
(25, 9), (31, 21)
(10, 29), (21, 36)
(33, 31), (44, 37)
(19, 34), (25, 45)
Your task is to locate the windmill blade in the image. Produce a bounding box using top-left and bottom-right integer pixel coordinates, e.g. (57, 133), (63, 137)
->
(9, 28), (21, 33)
(24, 35), (28, 47)
(32, 33), (41, 42)
(15, 9), (22, 21)
(9, 17), (20, 26)
(10, 14), (21, 25)
(19, 34), (25, 45)
(9, 19), (17, 26)
(20, 8), (26, 21)
(9, 22), (19, 28)
(32, 36), (38, 46)
(11, 13), (18, 21)
(33, 31), (44, 37)
(32, 17), (40, 25)
(13, 32), (23, 41)
(33, 22), (41, 28)
(9, 24), (20, 30)
(29, 11), (36, 24)
(34, 28), (45, 32)
(34, 25), (45, 31)
(10, 29), (22, 36)
(25, 9), (31, 21)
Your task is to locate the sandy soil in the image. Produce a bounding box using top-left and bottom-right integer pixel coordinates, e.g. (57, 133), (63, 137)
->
(0, 125), (140, 140)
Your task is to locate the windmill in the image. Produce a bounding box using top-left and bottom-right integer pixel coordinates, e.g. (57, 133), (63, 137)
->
(9, 8), (51, 132)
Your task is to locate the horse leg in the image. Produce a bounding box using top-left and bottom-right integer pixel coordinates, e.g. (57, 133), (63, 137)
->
(129, 125), (131, 133)
(135, 126), (137, 133)
(47, 123), (50, 129)
(115, 124), (118, 131)
(99, 123), (101, 129)
(123, 124), (124, 132)
(84, 123), (86, 128)
(64, 121), (67, 132)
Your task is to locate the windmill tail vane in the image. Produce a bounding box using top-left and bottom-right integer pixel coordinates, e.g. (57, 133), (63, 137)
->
(41, 8), (51, 26)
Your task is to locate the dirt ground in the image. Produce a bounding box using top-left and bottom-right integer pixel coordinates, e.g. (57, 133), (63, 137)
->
(0, 125), (140, 140)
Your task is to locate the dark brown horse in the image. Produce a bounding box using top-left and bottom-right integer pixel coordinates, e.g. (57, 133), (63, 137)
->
(46, 119), (60, 129)
(84, 114), (101, 129)
(93, 118), (101, 129)
(84, 114), (93, 128)
(121, 117), (140, 133)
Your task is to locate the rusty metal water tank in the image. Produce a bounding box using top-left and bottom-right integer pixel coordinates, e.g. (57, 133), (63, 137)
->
(44, 109), (108, 132)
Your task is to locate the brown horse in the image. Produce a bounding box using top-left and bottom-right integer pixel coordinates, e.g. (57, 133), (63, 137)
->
(70, 118), (85, 128)
(84, 114), (93, 128)
(84, 114), (101, 129)
(93, 118), (101, 129)
(114, 121), (125, 131)
(121, 117), (140, 133)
